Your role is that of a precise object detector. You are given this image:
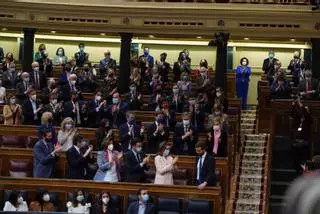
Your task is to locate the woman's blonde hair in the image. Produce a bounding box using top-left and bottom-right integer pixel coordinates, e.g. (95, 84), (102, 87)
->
(60, 117), (75, 131)
(41, 112), (53, 125)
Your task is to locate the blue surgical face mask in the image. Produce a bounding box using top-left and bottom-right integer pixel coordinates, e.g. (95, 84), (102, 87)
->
(163, 149), (170, 157)
(269, 54), (274, 59)
(112, 98), (119, 104)
(80, 47), (84, 52)
(142, 194), (149, 202)
(144, 50), (149, 56)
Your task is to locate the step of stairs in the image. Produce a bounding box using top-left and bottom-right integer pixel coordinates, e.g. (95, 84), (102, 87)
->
(244, 146), (266, 154)
(235, 199), (261, 212)
(238, 182), (263, 192)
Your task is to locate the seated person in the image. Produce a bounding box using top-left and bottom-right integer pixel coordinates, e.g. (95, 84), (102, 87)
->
(92, 191), (118, 214)
(2, 63), (19, 89)
(93, 136), (122, 182)
(195, 142), (216, 189)
(147, 112), (169, 154)
(207, 117), (227, 157)
(99, 50), (117, 79)
(74, 43), (89, 67)
(127, 188), (155, 214)
(66, 189), (91, 214)
(154, 141), (178, 185)
(67, 135), (93, 179)
(22, 89), (43, 125)
(58, 117), (77, 152)
(3, 190), (28, 211)
(29, 189), (56, 212)
(107, 92), (127, 128)
(299, 69), (318, 99)
(3, 95), (23, 125)
(270, 75), (292, 99)
(125, 84), (143, 111)
(124, 138), (150, 182)
(173, 112), (198, 155)
(53, 47), (68, 66)
(168, 84), (185, 113)
(33, 129), (61, 178)
(119, 112), (145, 152)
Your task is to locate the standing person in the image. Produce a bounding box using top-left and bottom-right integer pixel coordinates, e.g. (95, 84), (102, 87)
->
(195, 142), (216, 189)
(2, 63), (19, 89)
(124, 138), (150, 182)
(37, 112), (57, 144)
(288, 51), (302, 87)
(139, 47), (154, 82)
(34, 44), (46, 61)
(236, 57), (251, 110)
(58, 117), (77, 152)
(74, 43), (89, 67)
(92, 191), (118, 214)
(262, 51), (277, 76)
(154, 141), (179, 185)
(3, 191), (28, 211)
(99, 50), (117, 79)
(156, 52), (171, 82)
(173, 52), (191, 82)
(147, 112), (169, 154)
(93, 136), (122, 182)
(22, 89), (43, 125)
(207, 117), (228, 157)
(3, 95), (23, 125)
(126, 188), (155, 214)
(95, 119), (113, 150)
(67, 135), (93, 179)
(16, 72), (32, 105)
(88, 90), (106, 128)
(53, 47), (68, 66)
(33, 129), (61, 178)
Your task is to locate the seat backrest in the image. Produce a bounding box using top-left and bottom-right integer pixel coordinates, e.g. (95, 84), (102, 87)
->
(127, 194), (138, 206)
(9, 159), (33, 178)
(145, 168), (156, 183)
(1, 136), (28, 148)
(185, 199), (212, 214)
(158, 197), (180, 213)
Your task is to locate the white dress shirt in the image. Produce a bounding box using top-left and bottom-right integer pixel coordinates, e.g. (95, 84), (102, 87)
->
(196, 152), (207, 181)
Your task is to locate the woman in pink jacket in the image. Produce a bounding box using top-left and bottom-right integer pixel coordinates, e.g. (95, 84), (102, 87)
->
(154, 141), (179, 185)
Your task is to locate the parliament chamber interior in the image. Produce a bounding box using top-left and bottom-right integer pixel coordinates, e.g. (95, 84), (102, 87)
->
(0, 0), (319, 213)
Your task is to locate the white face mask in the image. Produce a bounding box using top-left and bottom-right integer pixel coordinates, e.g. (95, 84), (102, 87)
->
(216, 92), (221, 97)
(107, 144), (114, 151)
(112, 98), (119, 104)
(163, 149), (170, 157)
(43, 194), (50, 202)
(34, 67), (40, 72)
(58, 51), (63, 56)
(102, 197), (110, 204)
(242, 61), (247, 66)
(135, 147), (142, 153)
(183, 120), (190, 126)
(76, 195), (84, 202)
(51, 99), (58, 105)
(173, 88), (179, 94)
(17, 196), (24, 204)
(71, 80), (76, 85)
(31, 95), (37, 101)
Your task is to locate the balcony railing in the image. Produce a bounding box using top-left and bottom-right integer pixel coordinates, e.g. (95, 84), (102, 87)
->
(128, 0), (310, 4)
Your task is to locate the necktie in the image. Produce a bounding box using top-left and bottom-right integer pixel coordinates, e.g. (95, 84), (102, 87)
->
(137, 153), (141, 163)
(184, 126), (188, 134)
(197, 156), (202, 180)
(35, 72), (39, 89)
(308, 79), (312, 91)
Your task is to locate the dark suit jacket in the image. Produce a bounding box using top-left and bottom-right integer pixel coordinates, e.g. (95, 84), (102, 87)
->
(262, 58), (277, 74)
(66, 146), (87, 179)
(173, 124), (198, 155)
(75, 51), (89, 67)
(126, 201), (155, 214)
(63, 100), (81, 120)
(125, 92), (143, 111)
(207, 129), (227, 157)
(2, 70), (19, 89)
(60, 84), (79, 102)
(22, 99), (42, 125)
(168, 95), (184, 113)
(299, 78), (319, 99)
(147, 123), (169, 154)
(163, 111), (176, 131)
(30, 71), (47, 90)
(99, 58), (117, 76)
(119, 123), (144, 152)
(196, 153), (216, 186)
(190, 111), (206, 133)
(124, 150), (148, 182)
(92, 204), (118, 214)
(59, 71), (71, 86)
(16, 81), (32, 104)
(0, 47), (3, 61)
(87, 100), (103, 128)
(33, 140), (58, 178)
(107, 103), (128, 128)
(270, 80), (292, 99)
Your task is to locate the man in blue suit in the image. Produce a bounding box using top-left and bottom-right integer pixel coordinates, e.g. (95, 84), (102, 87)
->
(107, 92), (128, 128)
(33, 129), (61, 178)
(88, 90), (106, 127)
(127, 188), (155, 214)
(99, 50), (117, 79)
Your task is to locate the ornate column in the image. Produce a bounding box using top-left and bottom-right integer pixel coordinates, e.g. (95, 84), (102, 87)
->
(22, 28), (36, 73)
(118, 33), (133, 94)
(209, 32), (230, 89)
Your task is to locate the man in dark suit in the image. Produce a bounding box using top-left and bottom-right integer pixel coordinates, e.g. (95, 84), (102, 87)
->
(299, 69), (318, 100)
(127, 188), (155, 214)
(262, 51), (277, 75)
(147, 112), (169, 154)
(107, 92), (128, 128)
(43, 94), (63, 126)
(60, 74), (79, 102)
(87, 90), (106, 127)
(124, 138), (150, 182)
(173, 112), (198, 155)
(161, 101), (176, 131)
(125, 84), (143, 111)
(270, 75), (292, 99)
(157, 52), (171, 82)
(30, 61), (47, 90)
(2, 63), (19, 89)
(74, 43), (89, 67)
(0, 47), (4, 61)
(16, 72), (33, 105)
(195, 142), (216, 189)
(119, 112), (145, 152)
(33, 129), (61, 178)
(22, 90), (43, 125)
(66, 135), (93, 179)
(63, 92), (83, 126)
(41, 78), (58, 105)
(99, 50), (117, 79)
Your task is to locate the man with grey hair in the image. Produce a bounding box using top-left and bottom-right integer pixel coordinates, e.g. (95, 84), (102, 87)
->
(262, 50), (278, 75)
(30, 61), (46, 90)
(60, 73), (79, 101)
(99, 50), (117, 79)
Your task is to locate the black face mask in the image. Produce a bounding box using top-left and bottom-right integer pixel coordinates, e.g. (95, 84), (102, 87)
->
(45, 138), (52, 142)
(66, 67), (71, 72)
(48, 118), (53, 124)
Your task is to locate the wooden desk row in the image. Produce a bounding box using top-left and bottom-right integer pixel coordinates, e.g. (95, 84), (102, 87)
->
(0, 176), (221, 214)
